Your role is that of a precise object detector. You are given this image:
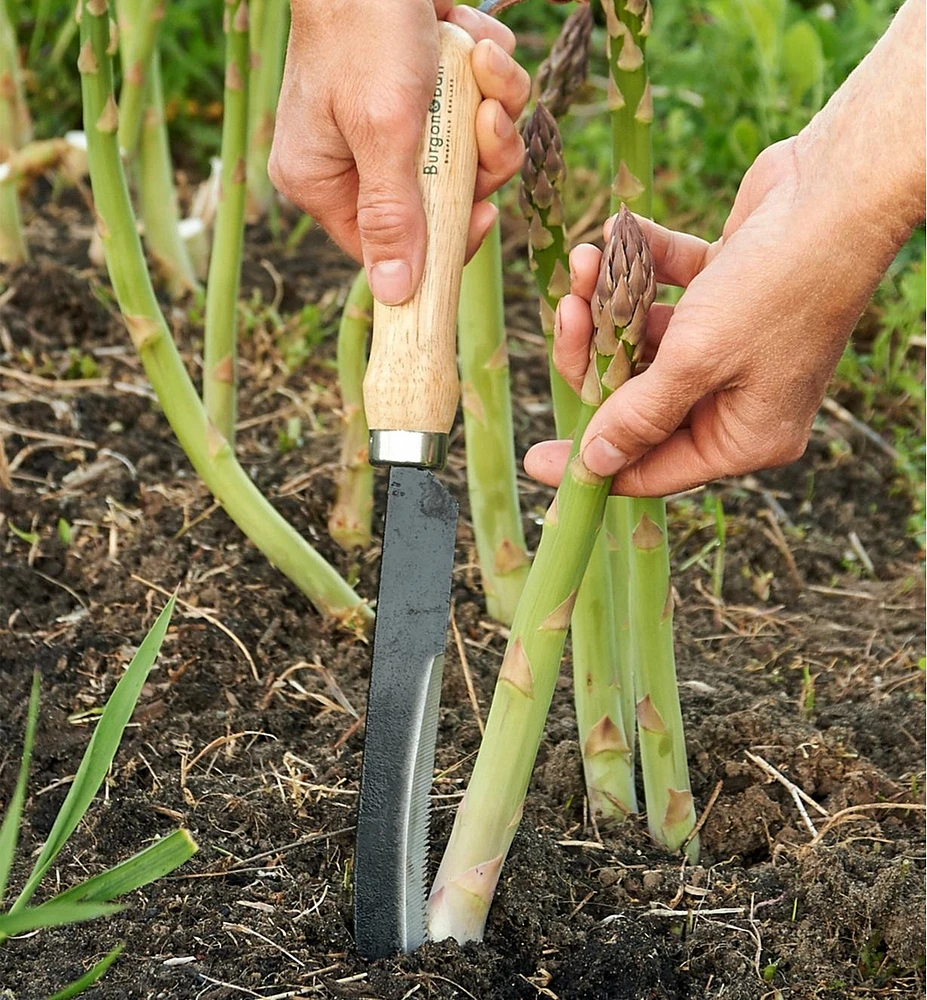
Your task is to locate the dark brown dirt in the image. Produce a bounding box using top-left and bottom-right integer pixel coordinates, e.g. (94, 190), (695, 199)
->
(0, 197), (924, 1000)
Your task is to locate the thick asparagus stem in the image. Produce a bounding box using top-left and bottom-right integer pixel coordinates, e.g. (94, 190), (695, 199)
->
(430, 209), (654, 944)
(203, 0), (250, 444)
(137, 52), (198, 297)
(604, 0), (697, 857)
(535, 3), (594, 119)
(115, 0), (197, 297)
(78, 0), (369, 626)
(458, 207), (529, 625)
(0, 1), (27, 264)
(115, 0), (163, 160)
(328, 269), (374, 550)
(519, 103), (578, 434)
(521, 103), (636, 822)
(245, 0), (287, 220)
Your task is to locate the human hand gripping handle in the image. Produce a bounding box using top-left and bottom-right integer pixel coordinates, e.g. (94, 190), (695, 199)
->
(270, 0), (528, 306)
(363, 23), (480, 468)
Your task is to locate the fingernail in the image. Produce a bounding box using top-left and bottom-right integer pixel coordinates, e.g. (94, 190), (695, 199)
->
(581, 436), (628, 477)
(493, 101), (513, 139)
(553, 304), (563, 338)
(489, 40), (509, 75)
(369, 260), (412, 306)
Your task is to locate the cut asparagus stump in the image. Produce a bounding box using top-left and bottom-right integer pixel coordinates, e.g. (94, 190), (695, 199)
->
(354, 23), (480, 959)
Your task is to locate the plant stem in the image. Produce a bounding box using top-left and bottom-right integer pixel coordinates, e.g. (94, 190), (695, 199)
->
(430, 209), (654, 945)
(0, 0), (28, 264)
(458, 207), (529, 625)
(521, 102), (636, 822)
(115, 0), (197, 298)
(115, 0), (163, 160)
(78, 0), (369, 626)
(137, 51), (198, 297)
(604, 0), (697, 857)
(329, 269), (374, 550)
(245, 0), (287, 220)
(203, 0), (250, 445)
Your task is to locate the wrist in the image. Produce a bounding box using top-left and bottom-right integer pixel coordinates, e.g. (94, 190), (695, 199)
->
(794, 0), (925, 248)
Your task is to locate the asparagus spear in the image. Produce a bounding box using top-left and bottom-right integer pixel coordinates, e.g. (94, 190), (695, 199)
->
(203, 0), (251, 445)
(535, 3), (594, 119)
(329, 269), (374, 550)
(604, 0), (697, 857)
(115, 0), (163, 160)
(521, 102), (636, 823)
(114, 0), (197, 297)
(430, 207), (655, 944)
(78, 0), (369, 626)
(458, 207), (529, 626)
(245, 0), (288, 220)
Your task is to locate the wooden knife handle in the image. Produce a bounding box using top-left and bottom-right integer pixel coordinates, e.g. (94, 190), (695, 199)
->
(364, 22), (480, 467)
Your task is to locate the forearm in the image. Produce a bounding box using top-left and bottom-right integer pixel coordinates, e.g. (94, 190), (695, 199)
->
(795, 0), (925, 246)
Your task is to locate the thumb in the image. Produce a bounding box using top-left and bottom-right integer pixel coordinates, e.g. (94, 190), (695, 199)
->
(578, 353), (710, 478)
(354, 133), (428, 306)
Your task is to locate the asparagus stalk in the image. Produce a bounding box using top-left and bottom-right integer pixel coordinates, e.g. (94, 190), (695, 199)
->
(245, 0), (287, 220)
(203, 0), (251, 445)
(0, 1), (27, 264)
(115, 0), (163, 160)
(535, 3), (594, 119)
(137, 51), (198, 297)
(328, 269), (374, 550)
(458, 206), (529, 626)
(604, 0), (697, 856)
(519, 103), (577, 434)
(430, 208), (655, 944)
(521, 102), (636, 822)
(78, 0), (369, 626)
(115, 0), (197, 297)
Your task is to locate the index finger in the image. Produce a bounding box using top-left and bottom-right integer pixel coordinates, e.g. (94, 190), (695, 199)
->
(604, 214), (719, 288)
(446, 4), (517, 52)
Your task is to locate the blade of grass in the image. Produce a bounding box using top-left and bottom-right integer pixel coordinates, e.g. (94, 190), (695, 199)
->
(0, 901), (124, 936)
(52, 829), (197, 905)
(9, 598), (176, 913)
(44, 944), (126, 1000)
(0, 670), (40, 907)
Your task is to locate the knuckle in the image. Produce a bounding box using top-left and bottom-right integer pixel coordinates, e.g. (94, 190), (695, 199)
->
(615, 405), (677, 451)
(771, 432), (807, 466)
(355, 195), (413, 245)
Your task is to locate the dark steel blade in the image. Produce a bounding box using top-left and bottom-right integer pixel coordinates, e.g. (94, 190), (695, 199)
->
(354, 466), (458, 959)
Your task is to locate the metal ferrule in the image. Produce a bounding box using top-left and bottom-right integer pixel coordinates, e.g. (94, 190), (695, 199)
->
(368, 430), (448, 469)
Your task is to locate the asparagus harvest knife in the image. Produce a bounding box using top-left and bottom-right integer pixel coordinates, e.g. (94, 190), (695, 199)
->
(354, 23), (481, 960)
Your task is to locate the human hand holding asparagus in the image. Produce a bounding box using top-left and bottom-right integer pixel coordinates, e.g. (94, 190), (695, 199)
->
(525, 0), (925, 498)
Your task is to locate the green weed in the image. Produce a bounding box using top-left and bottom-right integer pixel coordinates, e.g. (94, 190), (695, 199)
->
(0, 598), (198, 998)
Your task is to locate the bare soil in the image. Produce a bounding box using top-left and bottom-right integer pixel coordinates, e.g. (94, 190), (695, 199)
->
(0, 197), (924, 1000)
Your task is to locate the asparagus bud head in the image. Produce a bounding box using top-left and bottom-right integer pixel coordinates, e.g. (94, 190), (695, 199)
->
(536, 3), (594, 118)
(583, 205), (655, 404)
(520, 102), (565, 217)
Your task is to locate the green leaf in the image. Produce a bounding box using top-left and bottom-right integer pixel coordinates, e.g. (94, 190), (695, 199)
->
(741, 0), (785, 70)
(57, 518), (72, 546)
(10, 598), (176, 913)
(44, 943), (125, 1000)
(8, 522), (39, 545)
(782, 20), (824, 103)
(53, 829), (197, 906)
(0, 671), (40, 907)
(728, 116), (761, 167)
(0, 900), (123, 936)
